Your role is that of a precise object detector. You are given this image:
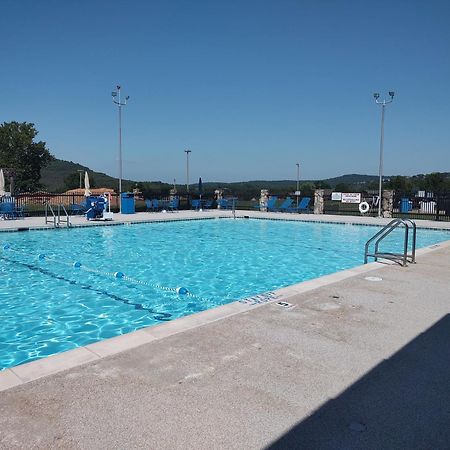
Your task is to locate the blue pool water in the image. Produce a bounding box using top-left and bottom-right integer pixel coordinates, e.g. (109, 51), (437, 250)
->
(1, 218), (449, 369)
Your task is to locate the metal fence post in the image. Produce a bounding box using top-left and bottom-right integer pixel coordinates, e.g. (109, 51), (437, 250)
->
(435, 195), (440, 221)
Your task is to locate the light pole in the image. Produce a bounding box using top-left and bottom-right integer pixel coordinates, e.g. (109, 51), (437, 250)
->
(77, 169), (84, 189)
(373, 91), (394, 218)
(112, 85), (130, 211)
(184, 149), (191, 194)
(296, 162), (300, 208)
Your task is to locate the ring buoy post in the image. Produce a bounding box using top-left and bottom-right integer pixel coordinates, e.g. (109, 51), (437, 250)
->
(359, 201), (370, 214)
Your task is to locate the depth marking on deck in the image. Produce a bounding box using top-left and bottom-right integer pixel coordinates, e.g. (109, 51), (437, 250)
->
(239, 291), (281, 305)
(275, 301), (296, 309)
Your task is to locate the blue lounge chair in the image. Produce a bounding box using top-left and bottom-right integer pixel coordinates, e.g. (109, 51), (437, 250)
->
(218, 198), (229, 209)
(167, 197), (179, 211)
(275, 197), (294, 212)
(152, 199), (160, 211)
(253, 196), (278, 211)
(191, 199), (201, 210)
(203, 200), (213, 209)
(0, 201), (13, 219)
(0, 199), (24, 219)
(145, 199), (153, 212)
(70, 201), (87, 215)
(289, 197), (311, 213)
(220, 198), (238, 210)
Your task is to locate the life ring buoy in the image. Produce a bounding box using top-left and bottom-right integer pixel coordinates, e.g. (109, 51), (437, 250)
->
(359, 201), (370, 214)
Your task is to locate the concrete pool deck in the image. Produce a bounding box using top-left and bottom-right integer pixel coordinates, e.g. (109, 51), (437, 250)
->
(1, 208), (450, 231)
(0, 212), (450, 448)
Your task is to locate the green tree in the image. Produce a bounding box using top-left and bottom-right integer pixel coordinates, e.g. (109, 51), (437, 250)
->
(385, 175), (411, 194)
(64, 172), (80, 190)
(424, 172), (445, 193)
(0, 121), (53, 192)
(299, 182), (315, 196)
(334, 183), (351, 192)
(314, 180), (331, 189)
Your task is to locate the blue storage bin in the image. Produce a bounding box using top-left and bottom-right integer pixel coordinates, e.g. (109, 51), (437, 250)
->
(400, 197), (410, 213)
(121, 193), (135, 214)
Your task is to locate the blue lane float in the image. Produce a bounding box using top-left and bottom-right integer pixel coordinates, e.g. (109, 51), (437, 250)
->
(1, 244), (208, 302)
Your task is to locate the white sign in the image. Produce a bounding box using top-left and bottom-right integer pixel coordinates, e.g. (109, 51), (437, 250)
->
(341, 193), (361, 204)
(331, 192), (342, 201)
(294, 191), (301, 196)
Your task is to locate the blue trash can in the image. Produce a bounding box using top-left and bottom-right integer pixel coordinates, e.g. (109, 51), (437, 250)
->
(400, 197), (410, 213)
(121, 193), (135, 214)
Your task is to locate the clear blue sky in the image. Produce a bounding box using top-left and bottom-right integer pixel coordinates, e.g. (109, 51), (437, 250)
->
(1, 0), (449, 183)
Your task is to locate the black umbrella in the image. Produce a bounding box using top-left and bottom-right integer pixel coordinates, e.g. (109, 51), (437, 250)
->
(198, 177), (203, 201)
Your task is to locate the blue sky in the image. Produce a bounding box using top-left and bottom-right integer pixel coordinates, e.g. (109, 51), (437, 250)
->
(1, 0), (449, 183)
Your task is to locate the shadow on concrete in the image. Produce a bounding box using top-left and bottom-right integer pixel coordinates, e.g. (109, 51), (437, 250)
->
(267, 314), (450, 450)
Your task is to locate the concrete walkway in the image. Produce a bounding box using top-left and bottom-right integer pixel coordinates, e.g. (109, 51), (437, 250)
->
(0, 225), (449, 448)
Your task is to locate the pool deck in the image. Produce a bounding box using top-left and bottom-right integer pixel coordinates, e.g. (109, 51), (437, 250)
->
(1, 208), (450, 231)
(1, 211), (450, 449)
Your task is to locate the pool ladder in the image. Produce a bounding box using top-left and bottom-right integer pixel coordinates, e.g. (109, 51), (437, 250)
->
(364, 218), (416, 267)
(45, 203), (71, 228)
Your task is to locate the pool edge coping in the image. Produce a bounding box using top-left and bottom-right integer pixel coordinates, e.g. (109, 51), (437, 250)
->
(2, 238), (450, 392)
(2, 210), (450, 233)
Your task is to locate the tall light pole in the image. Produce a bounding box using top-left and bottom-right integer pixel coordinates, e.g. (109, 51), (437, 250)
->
(184, 149), (191, 194)
(112, 85), (130, 211)
(77, 169), (84, 189)
(373, 91), (394, 218)
(296, 162), (300, 208)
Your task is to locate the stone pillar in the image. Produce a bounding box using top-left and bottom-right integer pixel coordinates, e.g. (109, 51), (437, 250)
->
(314, 189), (324, 214)
(382, 189), (394, 218)
(215, 189), (223, 208)
(259, 189), (269, 212)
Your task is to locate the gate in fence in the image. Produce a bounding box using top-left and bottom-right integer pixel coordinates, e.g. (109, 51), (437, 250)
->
(393, 192), (450, 221)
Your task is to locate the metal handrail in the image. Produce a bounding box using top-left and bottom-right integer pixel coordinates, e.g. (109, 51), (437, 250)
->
(58, 204), (71, 228)
(45, 203), (57, 227)
(45, 203), (71, 228)
(231, 197), (236, 219)
(364, 218), (416, 266)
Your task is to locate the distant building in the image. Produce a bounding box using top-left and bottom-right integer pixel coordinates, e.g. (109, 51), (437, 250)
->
(64, 188), (118, 206)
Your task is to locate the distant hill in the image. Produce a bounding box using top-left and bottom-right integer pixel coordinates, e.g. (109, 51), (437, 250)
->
(39, 158), (449, 199)
(322, 174), (379, 186)
(40, 159), (143, 193)
(40, 158), (378, 192)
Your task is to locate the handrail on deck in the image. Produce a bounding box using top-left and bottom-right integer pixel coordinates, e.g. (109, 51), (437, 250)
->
(364, 218), (416, 267)
(45, 203), (71, 228)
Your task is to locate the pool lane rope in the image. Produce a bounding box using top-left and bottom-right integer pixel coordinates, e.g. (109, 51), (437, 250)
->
(2, 244), (205, 301)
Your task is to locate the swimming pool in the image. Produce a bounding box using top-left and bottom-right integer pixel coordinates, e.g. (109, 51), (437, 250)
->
(1, 218), (449, 369)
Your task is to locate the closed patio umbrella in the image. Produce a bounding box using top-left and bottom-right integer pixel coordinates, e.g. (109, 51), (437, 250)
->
(198, 177), (203, 201)
(84, 171), (91, 197)
(0, 169), (5, 196)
